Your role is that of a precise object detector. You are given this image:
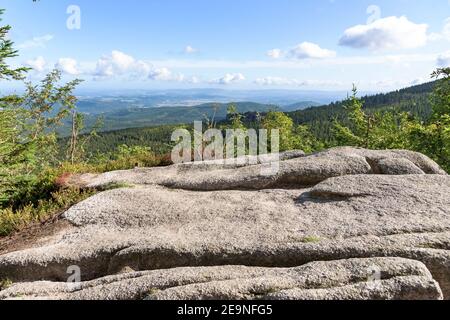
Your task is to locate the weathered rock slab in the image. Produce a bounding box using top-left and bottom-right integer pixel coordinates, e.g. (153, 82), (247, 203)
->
(0, 258), (443, 300)
(0, 148), (448, 300)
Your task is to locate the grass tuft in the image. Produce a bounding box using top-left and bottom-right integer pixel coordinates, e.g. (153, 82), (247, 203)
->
(301, 236), (322, 243)
(0, 279), (13, 291)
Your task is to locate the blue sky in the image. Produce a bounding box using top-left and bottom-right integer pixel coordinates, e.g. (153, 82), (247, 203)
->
(1, 0), (450, 92)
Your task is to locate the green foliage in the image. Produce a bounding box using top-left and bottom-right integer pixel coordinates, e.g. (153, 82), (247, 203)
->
(0, 278), (13, 290)
(0, 10), (32, 205)
(262, 111), (322, 153)
(332, 73), (449, 172)
(96, 182), (134, 192)
(292, 125), (325, 153)
(0, 9), (29, 81)
(408, 69), (450, 171)
(0, 70), (83, 206)
(58, 124), (179, 159)
(64, 101), (279, 134)
(301, 236), (321, 243)
(67, 110), (103, 164)
(288, 81), (434, 142)
(332, 85), (417, 150)
(262, 111), (295, 151)
(431, 68), (450, 117)
(227, 104), (246, 130)
(0, 187), (96, 237)
(91, 145), (164, 172)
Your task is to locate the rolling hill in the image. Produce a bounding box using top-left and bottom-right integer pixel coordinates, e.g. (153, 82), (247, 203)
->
(281, 101), (322, 112)
(61, 81), (437, 157)
(72, 101), (280, 134)
(287, 81), (435, 141)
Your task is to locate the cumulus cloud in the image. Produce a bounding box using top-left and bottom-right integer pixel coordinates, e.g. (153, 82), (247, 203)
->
(24, 56), (47, 72)
(288, 42), (336, 59)
(266, 42), (335, 60)
(339, 16), (428, 50)
(184, 45), (198, 54)
(55, 58), (79, 75)
(18, 34), (54, 50)
(210, 73), (245, 85)
(147, 67), (190, 82)
(148, 67), (174, 81)
(437, 51), (450, 67)
(94, 50), (141, 78)
(267, 48), (283, 59)
(92, 50), (193, 82)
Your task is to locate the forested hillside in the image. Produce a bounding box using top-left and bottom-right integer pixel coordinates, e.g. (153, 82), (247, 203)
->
(72, 81), (436, 157)
(72, 102), (279, 134)
(288, 81), (435, 141)
(58, 124), (181, 159)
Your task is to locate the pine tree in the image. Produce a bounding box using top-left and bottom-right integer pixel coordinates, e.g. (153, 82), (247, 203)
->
(409, 69), (450, 171)
(0, 9), (84, 205)
(0, 9), (29, 81)
(0, 9), (30, 205)
(332, 85), (416, 150)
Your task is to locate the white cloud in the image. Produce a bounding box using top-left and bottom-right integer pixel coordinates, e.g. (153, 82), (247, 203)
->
(94, 50), (152, 79)
(339, 16), (428, 50)
(18, 34), (54, 50)
(91, 51), (201, 83)
(55, 58), (79, 75)
(148, 67), (173, 81)
(444, 17), (450, 40)
(437, 51), (450, 67)
(299, 79), (344, 87)
(184, 45), (198, 54)
(254, 76), (343, 87)
(267, 48), (283, 59)
(428, 18), (450, 42)
(210, 73), (245, 85)
(187, 76), (200, 84)
(148, 67), (192, 82)
(144, 53), (435, 70)
(24, 56), (47, 72)
(255, 77), (296, 86)
(93, 50), (194, 82)
(288, 42), (336, 59)
(95, 50), (134, 76)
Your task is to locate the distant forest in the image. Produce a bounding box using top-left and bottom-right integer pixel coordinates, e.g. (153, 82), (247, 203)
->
(280, 81), (433, 141)
(66, 80), (436, 158)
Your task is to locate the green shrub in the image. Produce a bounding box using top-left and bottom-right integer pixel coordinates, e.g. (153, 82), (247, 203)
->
(0, 279), (13, 291)
(0, 188), (96, 237)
